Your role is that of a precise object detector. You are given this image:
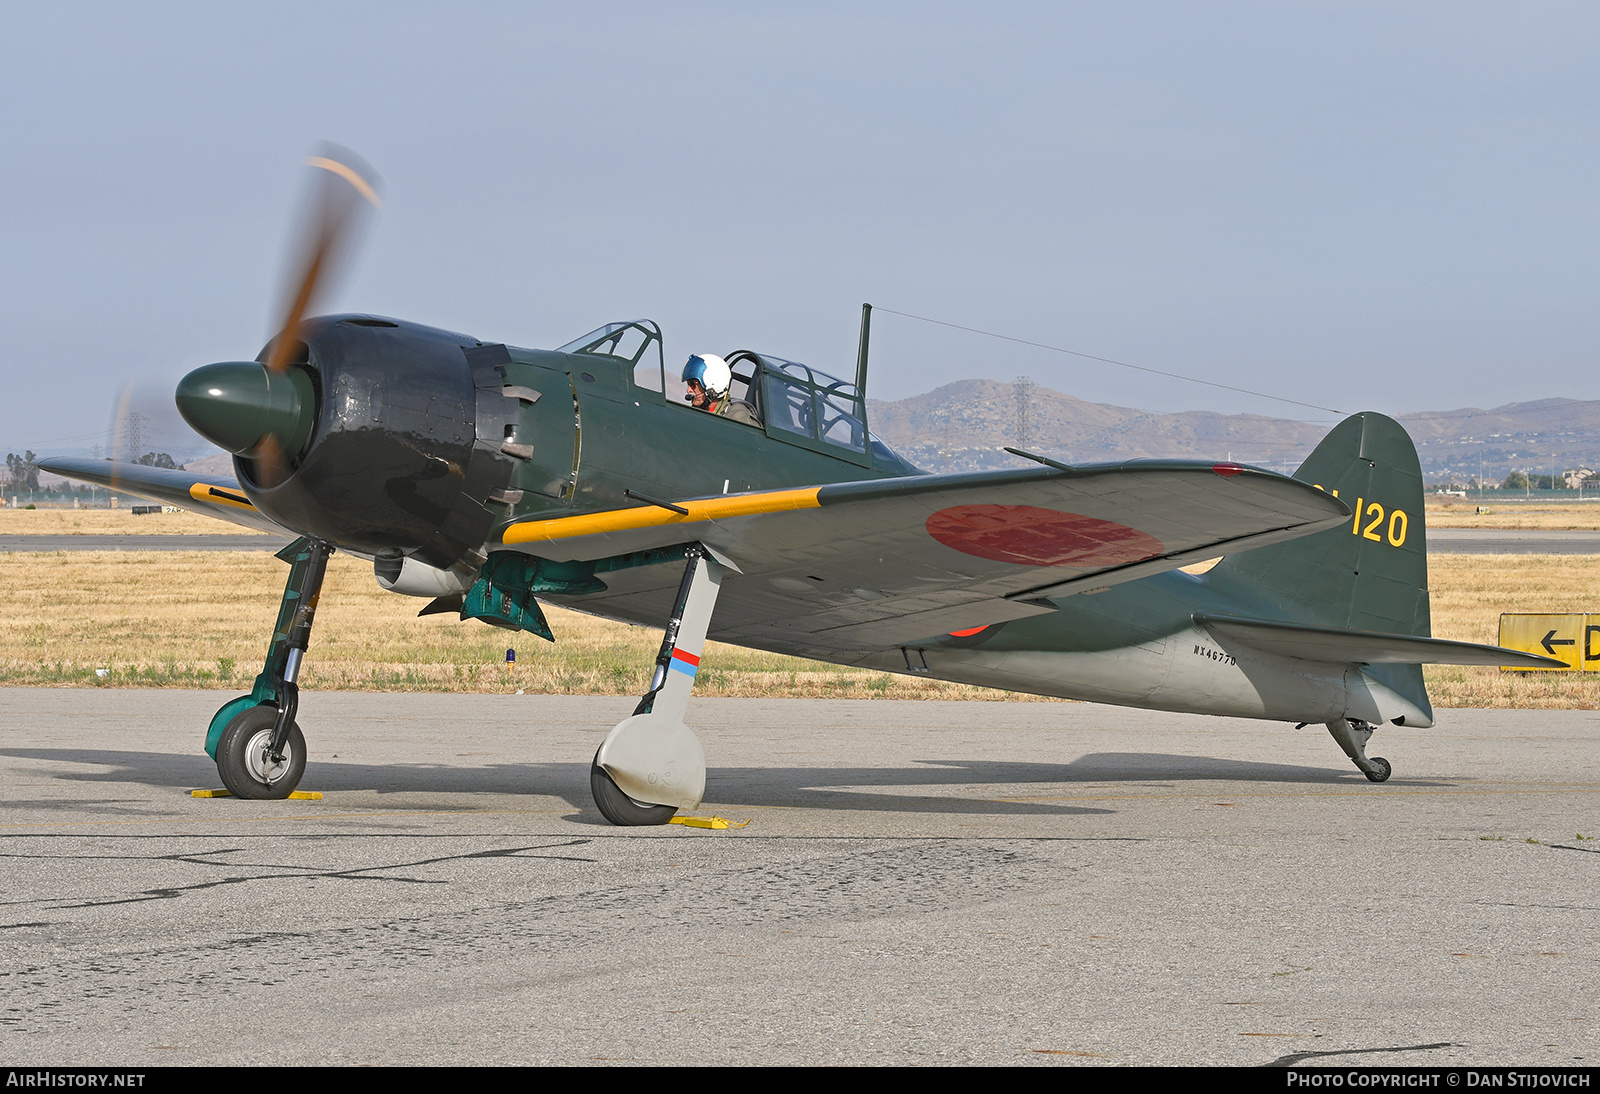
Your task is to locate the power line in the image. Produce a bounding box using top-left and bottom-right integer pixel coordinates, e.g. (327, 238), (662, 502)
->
(1, 429), (118, 449)
(875, 306), (1345, 417)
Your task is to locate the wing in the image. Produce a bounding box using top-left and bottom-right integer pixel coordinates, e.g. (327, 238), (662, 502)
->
(35, 457), (290, 535)
(504, 460), (1351, 658)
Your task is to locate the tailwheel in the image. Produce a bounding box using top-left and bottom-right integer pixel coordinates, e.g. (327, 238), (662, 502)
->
(217, 706), (306, 800)
(591, 749), (677, 826)
(1325, 718), (1394, 784)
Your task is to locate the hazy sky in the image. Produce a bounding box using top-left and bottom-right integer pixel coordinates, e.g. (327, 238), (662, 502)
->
(2, 1), (1595, 456)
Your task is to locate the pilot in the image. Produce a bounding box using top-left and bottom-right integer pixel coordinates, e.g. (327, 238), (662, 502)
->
(682, 354), (758, 426)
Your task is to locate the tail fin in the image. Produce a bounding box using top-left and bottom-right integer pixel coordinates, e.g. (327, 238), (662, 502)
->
(1211, 411), (1430, 638)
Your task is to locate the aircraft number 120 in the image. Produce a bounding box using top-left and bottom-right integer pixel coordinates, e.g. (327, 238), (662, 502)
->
(1312, 486), (1408, 548)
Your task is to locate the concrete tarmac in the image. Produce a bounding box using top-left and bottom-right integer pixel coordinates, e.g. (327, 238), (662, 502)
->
(1, 689), (1596, 1067)
(1428, 528), (1600, 554)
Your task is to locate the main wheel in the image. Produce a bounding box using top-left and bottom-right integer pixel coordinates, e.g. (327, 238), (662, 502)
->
(590, 749), (677, 826)
(1364, 756), (1393, 783)
(216, 705), (306, 800)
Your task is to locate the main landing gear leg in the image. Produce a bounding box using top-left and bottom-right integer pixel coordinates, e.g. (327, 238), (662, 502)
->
(205, 536), (334, 799)
(592, 544), (725, 826)
(1325, 717), (1392, 783)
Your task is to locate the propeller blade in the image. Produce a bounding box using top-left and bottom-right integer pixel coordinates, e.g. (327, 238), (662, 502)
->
(251, 430), (288, 490)
(108, 380), (135, 497)
(263, 145), (381, 375)
(172, 147), (380, 489)
(243, 146), (380, 486)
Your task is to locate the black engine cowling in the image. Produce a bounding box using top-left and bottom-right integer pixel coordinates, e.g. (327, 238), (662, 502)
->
(199, 315), (519, 571)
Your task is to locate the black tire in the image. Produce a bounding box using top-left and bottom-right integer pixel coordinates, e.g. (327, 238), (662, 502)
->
(590, 749), (676, 826)
(216, 705), (306, 800)
(1364, 756), (1393, 783)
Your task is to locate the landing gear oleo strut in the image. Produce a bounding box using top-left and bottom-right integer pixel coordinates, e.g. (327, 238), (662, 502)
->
(206, 536), (333, 799)
(1325, 717), (1392, 783)
(591, 544), (726, 825)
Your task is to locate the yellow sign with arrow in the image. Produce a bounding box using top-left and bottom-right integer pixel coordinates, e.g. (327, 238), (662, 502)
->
(1497, 613), (1600, 672)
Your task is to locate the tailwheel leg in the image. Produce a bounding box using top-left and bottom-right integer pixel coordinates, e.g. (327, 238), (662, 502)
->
(208, 536), (333, 799)
(1325, 717), (1392, 783)
(593, 544), (725, 826)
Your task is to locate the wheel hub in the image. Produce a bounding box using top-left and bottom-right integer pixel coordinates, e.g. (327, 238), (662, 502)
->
(243, 727), (293, 785)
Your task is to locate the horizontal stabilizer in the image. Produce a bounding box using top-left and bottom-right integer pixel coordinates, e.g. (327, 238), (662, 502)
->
(1195, 613), (1565, 669)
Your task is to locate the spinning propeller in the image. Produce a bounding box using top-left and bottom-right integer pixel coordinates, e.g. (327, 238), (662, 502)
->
(175, 146), (381, 487)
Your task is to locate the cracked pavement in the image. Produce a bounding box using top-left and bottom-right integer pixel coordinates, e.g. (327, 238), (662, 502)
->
(1, 689), (1596, 1065)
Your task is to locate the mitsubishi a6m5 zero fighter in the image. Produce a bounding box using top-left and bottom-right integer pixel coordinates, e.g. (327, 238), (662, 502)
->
(41, 152), (1558, 824)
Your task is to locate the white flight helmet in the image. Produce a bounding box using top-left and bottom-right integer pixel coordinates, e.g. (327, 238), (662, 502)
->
(682, 353), (731, 399)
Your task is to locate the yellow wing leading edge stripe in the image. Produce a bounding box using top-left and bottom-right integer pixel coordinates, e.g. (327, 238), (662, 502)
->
(188, 482), (257, 511)
(501, 487), (821, 546)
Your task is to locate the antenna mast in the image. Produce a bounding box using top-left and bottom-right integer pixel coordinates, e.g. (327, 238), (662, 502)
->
(855, 303), (872, 442)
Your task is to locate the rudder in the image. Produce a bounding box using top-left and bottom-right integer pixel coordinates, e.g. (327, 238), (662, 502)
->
(1211, 412), (1430, 639)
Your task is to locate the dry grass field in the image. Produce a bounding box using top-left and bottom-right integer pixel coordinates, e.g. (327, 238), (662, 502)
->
(1427, 500), (1600, 529)
(0, 550), (1010, 701)
(1426, 553), (1600, 707)
(0, 507), (273, 536)
(3, 547), (1599, 708)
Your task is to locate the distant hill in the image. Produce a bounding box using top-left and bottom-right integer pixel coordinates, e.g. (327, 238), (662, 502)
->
(1393, 398), (1600, 483)
(867, 380), (1325, 476)
(182, 451), (236, 477)
(24, 387), (1600, 492)
(867, 382), (1600, 484)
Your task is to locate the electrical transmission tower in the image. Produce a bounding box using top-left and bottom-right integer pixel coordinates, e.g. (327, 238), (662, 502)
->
(1012, 376), (1035, 448)
(125, 412), (145, 463)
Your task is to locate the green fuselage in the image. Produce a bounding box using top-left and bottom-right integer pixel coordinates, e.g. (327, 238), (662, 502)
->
(491, 342), (1421, 730)
(495, 343), (915, 522)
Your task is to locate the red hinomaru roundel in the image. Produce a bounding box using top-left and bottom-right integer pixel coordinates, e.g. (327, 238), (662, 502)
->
(925, 504), (1164, 568)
